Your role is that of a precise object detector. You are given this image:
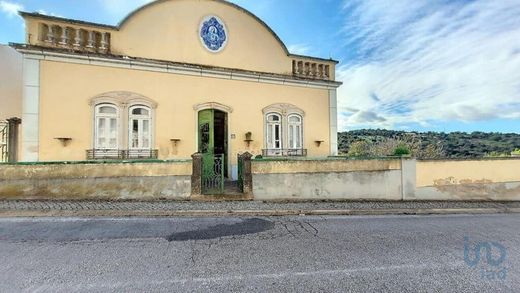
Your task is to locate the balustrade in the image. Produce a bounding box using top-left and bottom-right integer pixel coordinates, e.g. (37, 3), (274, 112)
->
(292, 59), (331, 80)
(39, 23), (110, 53)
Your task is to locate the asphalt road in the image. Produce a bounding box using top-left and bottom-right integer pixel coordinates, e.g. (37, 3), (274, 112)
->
(0, 214), (518, 292)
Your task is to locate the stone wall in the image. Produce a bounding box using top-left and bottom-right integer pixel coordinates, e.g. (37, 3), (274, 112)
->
(252, 158), (415, 201)
(414, 159), (520, 201)
(0, 160), (192, 200)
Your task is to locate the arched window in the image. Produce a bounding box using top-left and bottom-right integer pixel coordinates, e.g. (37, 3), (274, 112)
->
(129, 105), (152, 150)
(288, 114), (303, 149)
(94, 104), (118, 150)
(266, 113), (282, 154)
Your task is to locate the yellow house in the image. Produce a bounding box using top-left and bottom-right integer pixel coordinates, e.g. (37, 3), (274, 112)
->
(7, 0), (341, 179)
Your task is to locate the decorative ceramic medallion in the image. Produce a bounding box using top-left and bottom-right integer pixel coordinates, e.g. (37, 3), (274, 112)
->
(199, 16), (228, 52)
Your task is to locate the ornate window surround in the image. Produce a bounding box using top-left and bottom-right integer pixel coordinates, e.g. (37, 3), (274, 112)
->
(262, 103), (305, 152)
(89, 91), (157, 151)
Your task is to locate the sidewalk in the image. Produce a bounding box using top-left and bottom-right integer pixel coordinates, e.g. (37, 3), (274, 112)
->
(1, 200), (520, 217)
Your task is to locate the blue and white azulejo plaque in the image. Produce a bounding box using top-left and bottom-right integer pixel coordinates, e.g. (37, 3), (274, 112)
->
(199, 16), (228, 52)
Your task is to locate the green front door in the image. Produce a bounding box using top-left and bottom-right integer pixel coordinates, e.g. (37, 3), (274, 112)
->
(198, 109), (225, 194)
(198, 109), (214, 156)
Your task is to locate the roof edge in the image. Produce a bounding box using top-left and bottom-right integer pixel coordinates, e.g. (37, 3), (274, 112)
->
(19, 11), (118, 30)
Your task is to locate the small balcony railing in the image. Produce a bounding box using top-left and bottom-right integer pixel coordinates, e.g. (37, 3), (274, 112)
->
(262, 149), (307, 157)
(86, 149), (159, 160)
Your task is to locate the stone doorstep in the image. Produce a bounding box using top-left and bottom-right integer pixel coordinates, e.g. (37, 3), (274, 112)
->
(190, 194), (254, 202)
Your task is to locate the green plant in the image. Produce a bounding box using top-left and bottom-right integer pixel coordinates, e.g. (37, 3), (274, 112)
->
(512, 149), (520, 155)
(484, 151), (510, 158)
(393, 144), (411, 156)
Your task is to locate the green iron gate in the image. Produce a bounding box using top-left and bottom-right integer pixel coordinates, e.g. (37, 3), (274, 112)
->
(237, 153), (244, 193)
(202, 153), (225, 194)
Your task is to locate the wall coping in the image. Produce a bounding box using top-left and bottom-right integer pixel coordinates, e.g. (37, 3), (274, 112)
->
(418, 157), (520, 162)
(0, 159), (192, 166)
(253, 156), (406, 162)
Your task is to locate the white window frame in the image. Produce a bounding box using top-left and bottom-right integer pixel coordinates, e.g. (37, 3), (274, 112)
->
(288, 114), (303, 149)
(94, 104), (119, 150)
(266, 113), (282, 156)
(128, 105), (152, 151)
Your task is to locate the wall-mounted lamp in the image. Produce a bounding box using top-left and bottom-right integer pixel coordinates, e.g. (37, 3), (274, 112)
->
(244, 132), (253, 147)
(314, 140), (325, 147)
(55, 137), (72, 147)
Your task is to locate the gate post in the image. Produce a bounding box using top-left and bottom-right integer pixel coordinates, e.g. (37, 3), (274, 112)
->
(7, 117), (21, 163)
(242, 152), (253, 195)
(191, 153), (203, 196)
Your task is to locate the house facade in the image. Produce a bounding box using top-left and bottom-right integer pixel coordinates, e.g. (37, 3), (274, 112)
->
(5, 0), (341, 179)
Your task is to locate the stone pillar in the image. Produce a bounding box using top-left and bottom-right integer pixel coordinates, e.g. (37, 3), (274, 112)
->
(59, 27), (68, 47)
(329, 89), (338, 156)
(86, 31), (95, 51)
(401, 158), (417, 200)
(73, 29), (82, 49)
(191, 153), (203, 196)
(242, 152), (253, 195)
(7, 117), (21, 163)
(99, 32), (109, 53)
(21, 56), (40, 162)
(45, 25), (54, 44)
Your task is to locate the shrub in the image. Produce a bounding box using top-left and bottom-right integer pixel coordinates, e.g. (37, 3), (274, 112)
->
(484, 151), (510, 158)
(393, 144), (411, 156)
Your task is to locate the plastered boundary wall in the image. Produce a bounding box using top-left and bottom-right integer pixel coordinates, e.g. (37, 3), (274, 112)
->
(1, 158), (519, 201)
(0, 161), (192, 200)
(251, 159), (416, 201)
(415, 159), (520, 201)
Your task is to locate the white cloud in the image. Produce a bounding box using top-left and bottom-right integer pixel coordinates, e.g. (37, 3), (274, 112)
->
(37, 9), (63, 18)
(338, 0), (520, 130)
(0, 1), (23, 18)
(287, 44), (312, 55)
(99, 0), (154, 19)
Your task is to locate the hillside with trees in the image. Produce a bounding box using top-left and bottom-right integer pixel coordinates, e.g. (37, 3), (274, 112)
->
(338, 129), (520, 159)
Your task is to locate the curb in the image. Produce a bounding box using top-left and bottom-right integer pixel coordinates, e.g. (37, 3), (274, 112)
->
(0, 208), (519, 218)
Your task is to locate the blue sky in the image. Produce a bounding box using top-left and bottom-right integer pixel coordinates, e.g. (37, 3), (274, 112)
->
(1, 0), (519, 133)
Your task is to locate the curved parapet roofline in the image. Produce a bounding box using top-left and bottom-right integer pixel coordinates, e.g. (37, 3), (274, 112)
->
(18, 0), (339, 64)
(118, 0), (290, 54)
(117, 0), (339, 64)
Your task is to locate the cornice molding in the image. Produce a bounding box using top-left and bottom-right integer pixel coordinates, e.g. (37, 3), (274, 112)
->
(15, 47), (342, 90)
